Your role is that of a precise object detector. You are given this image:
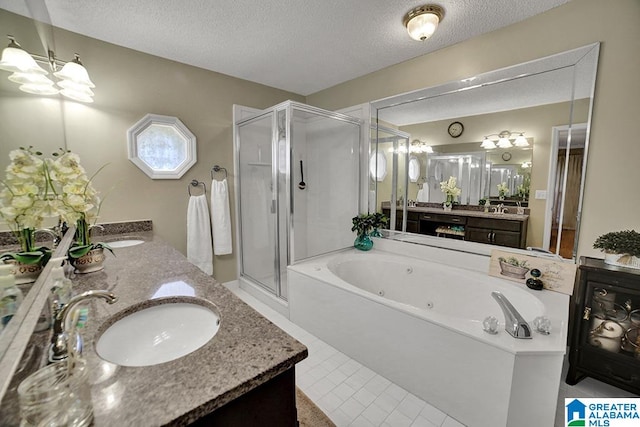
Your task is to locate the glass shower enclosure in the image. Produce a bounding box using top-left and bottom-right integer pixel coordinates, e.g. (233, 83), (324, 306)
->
(235, 101), (362, 301)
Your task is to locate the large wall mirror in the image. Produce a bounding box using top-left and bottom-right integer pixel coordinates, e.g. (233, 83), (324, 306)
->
(0, 10), (67, 362)
(371, 43), (600, 261)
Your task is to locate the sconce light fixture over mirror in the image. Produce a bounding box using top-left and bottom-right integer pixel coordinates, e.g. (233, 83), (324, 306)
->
(481, 130), (529, 149)
(127, 114), (197, 179)
(0, 35), (95, 102)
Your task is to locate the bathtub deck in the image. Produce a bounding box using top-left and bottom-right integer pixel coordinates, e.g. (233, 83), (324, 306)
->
(227, 283), (638, 427)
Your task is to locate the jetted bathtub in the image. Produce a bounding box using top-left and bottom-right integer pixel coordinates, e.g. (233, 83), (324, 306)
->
(288, 241), (570, 427)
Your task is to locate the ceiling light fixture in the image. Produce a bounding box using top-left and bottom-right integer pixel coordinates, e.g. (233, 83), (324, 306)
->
(403, 5), (444, 41)
(0, 35), (95, 103)
(481, 130), (528, 150)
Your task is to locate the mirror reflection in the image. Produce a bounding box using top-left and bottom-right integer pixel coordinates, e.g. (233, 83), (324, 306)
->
(0, 11), (67, 358)
(372, 43), (599, 260)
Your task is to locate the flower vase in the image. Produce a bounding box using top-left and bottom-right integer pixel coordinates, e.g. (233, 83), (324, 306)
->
(2, 259), (43, 284)
(443, 203), (452, 212)
(71, 248), (106, 274)
(371, 228), (382, 238)
(604, 253), (640, 270)
(354, 233), (373, 251)
(499, 195), (505, 201)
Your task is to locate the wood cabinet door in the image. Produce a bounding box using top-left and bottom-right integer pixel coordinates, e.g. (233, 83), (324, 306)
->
(466, 227), (521, 248)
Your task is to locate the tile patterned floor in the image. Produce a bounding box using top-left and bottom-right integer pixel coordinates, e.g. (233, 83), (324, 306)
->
(228, 285), (637, 427)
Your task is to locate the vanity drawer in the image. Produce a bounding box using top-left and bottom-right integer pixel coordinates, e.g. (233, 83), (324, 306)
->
(420, 213), (466, 225)
(466, 217), (522, 232)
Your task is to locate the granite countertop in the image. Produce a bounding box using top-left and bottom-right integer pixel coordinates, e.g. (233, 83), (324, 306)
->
(2, 229), (307, 426)
(381, 202), (529, 222)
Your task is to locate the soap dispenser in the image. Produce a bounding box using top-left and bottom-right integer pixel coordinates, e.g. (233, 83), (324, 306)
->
(0, 264), (24, 329)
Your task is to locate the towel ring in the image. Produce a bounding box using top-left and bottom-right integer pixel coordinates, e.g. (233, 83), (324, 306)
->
(211, 165), (228, 179)
(188, 180), (206, 196)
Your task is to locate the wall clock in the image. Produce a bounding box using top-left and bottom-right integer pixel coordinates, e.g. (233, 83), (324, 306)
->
(501, 152), (512, 161)
(447, 121), (464, 138)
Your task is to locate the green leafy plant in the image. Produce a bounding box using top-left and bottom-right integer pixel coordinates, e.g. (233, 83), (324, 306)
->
(478, 198), (487, 206)
(0, 147), (53, 265)
(440, 176), (461, 206)
(593, 230), (640, 257)
(498, 256), (529, 269)
(371, 212), (388, 229)
(351, 213), (388, 237)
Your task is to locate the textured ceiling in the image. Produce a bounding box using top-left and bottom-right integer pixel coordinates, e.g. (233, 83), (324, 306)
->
(0, 0), (569, 95)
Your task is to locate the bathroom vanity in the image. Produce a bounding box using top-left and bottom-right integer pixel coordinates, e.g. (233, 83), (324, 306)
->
(0, 226), (307, 426)
(382, 203), (529, 249)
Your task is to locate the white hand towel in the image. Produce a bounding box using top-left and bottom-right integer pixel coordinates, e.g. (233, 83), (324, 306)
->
(211, 179), (232, 255)
(187, 194), (213, 275)
(417, 187), (429, 202)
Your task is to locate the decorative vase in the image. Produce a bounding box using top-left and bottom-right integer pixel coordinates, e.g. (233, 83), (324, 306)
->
(443, 203), (452, 212)
(604, 253), (640, 270)
(498, 260), (530, 279)
(371, 228), (382, 238)
(2, 259), (43, 284)
(71, 248), (106, 274)
(499, 195), (505, 201)
(354, 233), (373, 251)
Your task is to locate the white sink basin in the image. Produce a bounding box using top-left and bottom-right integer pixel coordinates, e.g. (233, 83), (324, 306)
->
(107, 239), (145, 248)
(96, 301), (220, 367)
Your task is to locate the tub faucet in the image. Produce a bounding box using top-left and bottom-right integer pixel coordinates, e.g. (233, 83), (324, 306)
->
(491, 291), (532, 339)
(49, 290), (118, 363)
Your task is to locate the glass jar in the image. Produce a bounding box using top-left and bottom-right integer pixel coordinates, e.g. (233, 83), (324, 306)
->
(18, 359), (93, 427)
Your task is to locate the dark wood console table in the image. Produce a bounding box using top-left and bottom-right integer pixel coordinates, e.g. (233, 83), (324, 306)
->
(566, 257), (640, 395)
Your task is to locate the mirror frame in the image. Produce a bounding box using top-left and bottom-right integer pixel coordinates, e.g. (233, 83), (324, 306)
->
(370, 43), (600, 261)
(0, 227), (76, 399)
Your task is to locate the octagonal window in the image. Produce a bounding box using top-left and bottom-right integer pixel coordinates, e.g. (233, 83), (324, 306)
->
(127, 114), (197, 179)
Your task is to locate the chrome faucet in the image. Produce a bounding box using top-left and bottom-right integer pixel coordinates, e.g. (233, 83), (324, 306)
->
(49, 290), (118, 363)
(492, 204), (509, 214)
(491, 291), (532, 339)
(35, 228), (61, 248)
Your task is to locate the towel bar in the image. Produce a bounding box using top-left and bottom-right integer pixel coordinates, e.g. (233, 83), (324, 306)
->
(211, 165), (228, 179)
(188, 180), (206, 196)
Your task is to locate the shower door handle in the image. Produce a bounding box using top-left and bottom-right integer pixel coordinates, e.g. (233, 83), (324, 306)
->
(270, 200), (276, 214)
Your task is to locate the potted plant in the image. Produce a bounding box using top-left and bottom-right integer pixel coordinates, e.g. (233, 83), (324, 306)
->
(370, 212), (389, 237)
(497, 182), (509, 200)
(0, 147), (54, 283)
(498, 256), (530, 279)
(50, 150), (113, 273)
(478, 198), (489, 213)
(440, 176), (461, 212)
(351, 214), (376, 251)
(593, 230), (640, 269)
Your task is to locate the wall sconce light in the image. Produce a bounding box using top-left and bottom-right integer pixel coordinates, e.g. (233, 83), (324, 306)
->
(0, 36), (95, 103)
(403, 5), (444, 41)
(481, 130), (528, 149)
(387, 139), (434, 154)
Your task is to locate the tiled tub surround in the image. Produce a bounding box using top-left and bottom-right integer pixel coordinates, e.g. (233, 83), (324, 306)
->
(288, 238), (570, 427)
(0, 230), (307, 426)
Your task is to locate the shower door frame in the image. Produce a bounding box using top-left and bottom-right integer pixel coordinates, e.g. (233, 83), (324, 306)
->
(234, 101), (364, 302)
